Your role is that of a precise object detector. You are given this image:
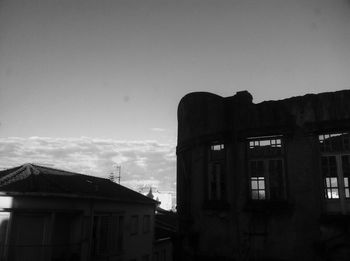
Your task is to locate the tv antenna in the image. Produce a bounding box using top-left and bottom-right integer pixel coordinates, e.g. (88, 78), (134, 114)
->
(109, 165), (121, 184)
(116, 165), (121, 184)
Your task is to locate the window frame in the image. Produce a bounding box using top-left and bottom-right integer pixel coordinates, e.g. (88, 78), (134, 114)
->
(318, 132), (350, 213)
(207, 142), (226, 202)
(130, 215), (139, 235)
(247, 135), (286, 202)
(142, 215), (151, 234)
(92, 213), (124, 257)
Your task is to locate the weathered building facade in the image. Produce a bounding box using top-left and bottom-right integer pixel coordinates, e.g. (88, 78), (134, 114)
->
(177, 90), (350, 261)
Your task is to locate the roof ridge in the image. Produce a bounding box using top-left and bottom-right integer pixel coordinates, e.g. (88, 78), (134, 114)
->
(0, 163), (39, 187)
(32, 164), (110, 181)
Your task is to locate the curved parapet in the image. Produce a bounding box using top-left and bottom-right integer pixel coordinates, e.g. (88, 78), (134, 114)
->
(177, 92), (226, 148)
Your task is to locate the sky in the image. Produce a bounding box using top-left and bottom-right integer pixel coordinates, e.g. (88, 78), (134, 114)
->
(0, 0), (350, 196)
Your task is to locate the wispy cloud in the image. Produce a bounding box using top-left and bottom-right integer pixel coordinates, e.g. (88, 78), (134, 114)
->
(0, 137), (176, 192)
(151, 128), (165, 132)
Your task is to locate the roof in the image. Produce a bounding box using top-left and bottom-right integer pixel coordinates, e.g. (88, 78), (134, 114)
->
(155, 207), (178, 239)
(0, 163), (157, 205)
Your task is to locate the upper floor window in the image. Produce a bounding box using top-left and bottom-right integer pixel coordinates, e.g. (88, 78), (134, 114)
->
(130, 215), (139, 235)
(319, 133), (350, 204)
(210, 143), (225, 161)
(211, 144), (224, 150)
(247, 135), (286, 201)
(319, 132), (350, 152)
(143, 215), (151, 233)
(92, 213), (124, 256)
(249, 137), (282, 149)
(208, 143), (226, 201)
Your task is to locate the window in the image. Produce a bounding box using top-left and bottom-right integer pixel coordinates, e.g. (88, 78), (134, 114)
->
(319, 133), (350, 152)
(343, 155), (350, 198)
(319, 133), (350, 205)
(247, 135), (285, 201)
(92, 214), (124, 256)
(143, 215), (151, 233)
(130, 215), (139, 235)
(211, 144), (224, 151)
(208, 143), (226, 201)
(321, 156), (339, 199)
(8, 213), (50, 261)
(250, 160), (265, 200)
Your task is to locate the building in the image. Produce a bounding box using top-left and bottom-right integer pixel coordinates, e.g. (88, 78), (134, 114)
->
(139, 186), (174, 211)
(0, 163), (157, 261)
(153, 207), (177, 261)
(176, 90), (350, 261)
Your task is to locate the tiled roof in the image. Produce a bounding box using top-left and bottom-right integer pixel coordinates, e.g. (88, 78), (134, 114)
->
(0, 163), (157, 204)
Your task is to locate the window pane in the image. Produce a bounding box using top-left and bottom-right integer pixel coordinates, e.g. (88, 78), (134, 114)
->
(250, 161), (263, 177)
(251, 180), (258, 190)
(331, 189), (339, 199)
(252, 190), (259, 200)
(327, 190), (332, 199)
(211, 144), (224, 151)
(344, 177), (349, 187)
(259, 191), (266, 199)
(321, 156), (337, 177)
(342, 155), (350, 177)
(269, 159), (283, 200)
(247, 136), (283, 156)
(329, 157), (337, 176)
(258, 180), (265, 189)
(326, 178), (330, 187)
(260, 140), (270, 146)
(346, 188), (350, 198)
(330, 177), (338, 187)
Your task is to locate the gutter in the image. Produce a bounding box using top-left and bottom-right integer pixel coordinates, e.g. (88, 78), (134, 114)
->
(0, 191), (158, 206)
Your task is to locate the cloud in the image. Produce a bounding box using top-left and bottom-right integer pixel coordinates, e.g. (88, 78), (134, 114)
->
(0, 137), (176, 192)
(151, 128), (165, 132)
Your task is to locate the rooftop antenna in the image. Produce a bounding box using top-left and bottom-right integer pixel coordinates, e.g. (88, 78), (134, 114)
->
(116, 165), (121, 184)
(109, 165), (121, 184)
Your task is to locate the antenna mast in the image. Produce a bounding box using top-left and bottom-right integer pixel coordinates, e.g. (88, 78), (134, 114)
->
(116, 165), (121, 184)
(109, 165), (121, 184)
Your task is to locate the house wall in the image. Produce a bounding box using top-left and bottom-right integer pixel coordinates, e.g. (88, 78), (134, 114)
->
(0, 195), (155, 261)
(153, 238), (173, 261)
(177, 90), (350, 261)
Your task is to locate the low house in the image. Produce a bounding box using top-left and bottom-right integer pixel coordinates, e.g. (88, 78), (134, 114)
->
(0, 163), (158, 261)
